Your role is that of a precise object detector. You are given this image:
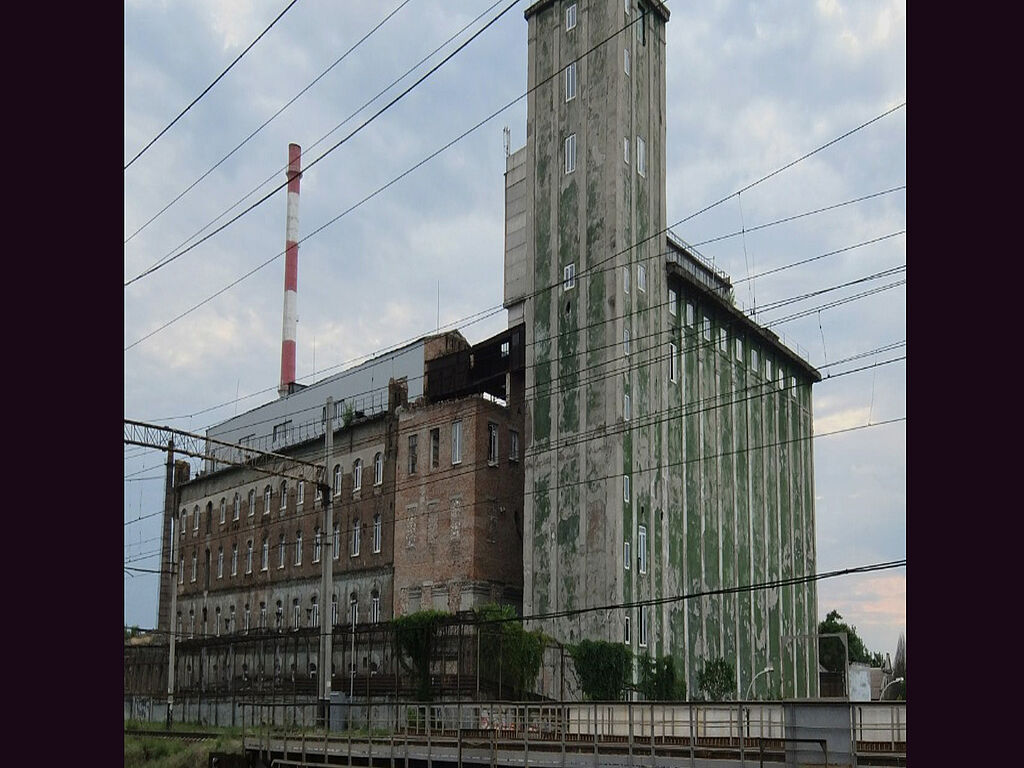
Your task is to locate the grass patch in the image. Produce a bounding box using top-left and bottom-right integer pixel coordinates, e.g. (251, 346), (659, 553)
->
(123, 732), (242, 768)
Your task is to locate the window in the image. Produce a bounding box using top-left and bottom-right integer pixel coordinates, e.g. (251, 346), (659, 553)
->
(639, 607), (648, 647)
(333, 464), (341, 496)
(624, 540), (630, 570)
(352, 519), (361, 557)
(233, 493), (240, 521)
(778, 366), (785, 390)
(624, 47), (630, 75)
(751, 347), (759, 372)
(430, 429), (440, 469)
(206, 502), (213, 534)
(248, 489), (256, 516)
(315, 479), (323, 501)
(668, 288), (677, 316)
(272, 420), (290, 443)
(193, 505), (199, 531)
(371, 592), (381, 624)
(766, 359), (773, 381)
(261, 538), (269, 571)
(243, 604), (250, 633)
(452, 421), (463, 464)
(623, 328), (630, 355)
(219, 498), (226, 524)
(625, 0), (630, 15)
(624, 393), (631, 421)
(228, 605), (235, 634)
(670, 342), (678, 382)
(231, 544), (238, 576)
(686, 302), (695, 326)
(294, 531), (302, 565)
(623, 265), (629, 293)
(638, 524), (647, 574)
(703, 316), (712, 341)
(638, 263), (646, 292)
(191, 550), (197, 582)
(719, 327), (728, 352)
(353, 459), (362, 493)
(736, 337), (744, 362)
(373, 513), (382, 553)
(263, 485), (271, 515)
(280, 481), (287, 511)
(333, 522), (340, 560)
(217, 547), (224, 579)
(332, 595), (339, 627)
(274, 601), (281, 630)
(350, 594), (359, 627)
(624, 614), (631, 644)
(245, 540), (253, 574)
(565, 61), (576, 102)
(313, 527), (322, 562)
(311, 597), (320, 628)
(189, 610), (195, 638)
(279, 534), (286, 568)
(374, 452), (383, 485)
(488, 422), (499, 465)
(510, 430), (519, 462)
(408, 434), (418, 474)
(565, 133), (576, 174)
(636, 136), (646, 177)
(292, 599), (301, 629)
(624, 475), (630, 502)
(563, 262), (576, 290)
(566, 2), (576, 30)
(624, 137), (630, 165)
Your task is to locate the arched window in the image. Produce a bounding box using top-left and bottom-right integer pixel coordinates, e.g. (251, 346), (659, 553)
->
(373, 513), (382, 553)
(233, 493), (240, 520)
(313, 527), (322, 562)
(278, 534), (286, 568)
(310, 596), (320, 628)
(263, 485), (271, 515)
(351, 519), (361, 557)
(371, 589), (381, 623)
(333, 522), (340, 560)
(295, 530), (303, 565)
(353, 459), (362, 493)
(333, 464), (341, 496)
(206, 502), (213, 533)
(292, 598), (301, 629)
(191, 550), (197, 582)
(217, 546), (224, 579)
(331, 594), (339, 626)
(349, 592), (358, 626)
(374, 452), (383, 485)
(193, 505), (199, 531)
(219, 498), (226, 524)
(248, 489), (256, 517)
(280, 480), (288, 511)
(180, 509), (186, 537)
(261, 537), (269, 571)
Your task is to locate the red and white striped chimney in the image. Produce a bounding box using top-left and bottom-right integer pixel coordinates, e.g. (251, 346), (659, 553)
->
(279, 143), (302, 397)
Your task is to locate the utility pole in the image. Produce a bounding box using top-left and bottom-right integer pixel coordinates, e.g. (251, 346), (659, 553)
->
(318, 397), (334, 727)
(164, 440), (179, 729)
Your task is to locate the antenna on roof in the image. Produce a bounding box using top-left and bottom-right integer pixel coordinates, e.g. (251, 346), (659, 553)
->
(503, 126), (510, 158)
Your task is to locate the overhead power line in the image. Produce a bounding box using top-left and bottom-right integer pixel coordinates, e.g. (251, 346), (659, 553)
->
(124, 0), (415, 245)
(124, 0), (301, 171)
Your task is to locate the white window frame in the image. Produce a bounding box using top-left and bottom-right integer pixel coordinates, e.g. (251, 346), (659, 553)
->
(245, 540), (253, 574)
(752, 347), (759, 372)
(623, 265), (630, 293)
(313, 527), (322, 562)
(261, 538), (269, 571)
(371, 594), (381, 624)
(624, 137), (630, 165)
(670, 342), (678, 382)
(565, 133), (576, 174)
(638, 263), (646, 292)
(374, 452), (383, 485)
(231, 544), (238, 576)
(625, 0), (630, 15)
(703, 316), (712, 341)
(332, 596), (339, 627)
(719, 327), (728, 353)
(191, 550), (197, 582)
(510, 430), (519, 462)
(565, 61), (576, 102)
(624, 393), (631, 421)
(563, 262), (576, 291)
(333, 522), (340, 560)
(248, 489), (256, 517)
(452, 420), (463, 464)
(639, 607), (648, 647)
(297, 480), (304, 507)
(624, 475), (630, 502)
(636, 136), (646, 177)
(219, 498), (226, 524)
(623, 328), (630, 355)
(566, 2), (577, 30)
(353, 459), (362, 494)
(279, 480), (287, 511)
(333, 465), (342, 496)
(766, 359), (773, 381)
(311, 598), (320, 629)
(686, 302), (695, 326)
(293, 600), (301, 629)
(350, 596), (359, 627)
(233, 493), (240, 521)
(294, 531), (302, 565)
(488, 422), (499, 465)
(352, 519), (361, 557)
(263, 486), (271, 515)
(668, 288), (677, 315)
(736, 337), (744, 362)
(193, 505), (199, 532)
(624, 614), (631, 644)
(638, 524), (647, 574)
(624, 540), (630, 570)
(217, 547), (224, 579)
(624, 47), (630, 75)
(279, 535), (286, 569)
(408, 434), (418, 475)
(373, 513), (382, 553)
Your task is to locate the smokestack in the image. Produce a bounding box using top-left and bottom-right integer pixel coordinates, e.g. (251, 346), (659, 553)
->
(279, 143), (302, 397)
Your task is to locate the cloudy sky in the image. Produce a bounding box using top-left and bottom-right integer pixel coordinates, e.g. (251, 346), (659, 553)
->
(124, 0), (906, 659)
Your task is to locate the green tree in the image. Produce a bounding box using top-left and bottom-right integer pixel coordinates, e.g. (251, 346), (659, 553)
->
(393, 610), (448, 701)
(697, 658), (736, 701)
(474, 603), (545, 698)
(568, 640), (632, 700)
(636, 654), (686, 700)
(818, 610), (873, 673)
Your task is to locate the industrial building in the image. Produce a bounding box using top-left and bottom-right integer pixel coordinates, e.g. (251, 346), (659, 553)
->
(505, 0), (821, 699)
(132, 0), (822, 708)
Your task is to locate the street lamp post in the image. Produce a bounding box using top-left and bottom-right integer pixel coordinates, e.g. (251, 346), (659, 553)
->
(746, 665), (774, 700)
(880, 677), (904, 700)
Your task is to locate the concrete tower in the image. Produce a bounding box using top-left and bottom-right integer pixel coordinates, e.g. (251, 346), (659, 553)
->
(506, 0), (820, 699)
